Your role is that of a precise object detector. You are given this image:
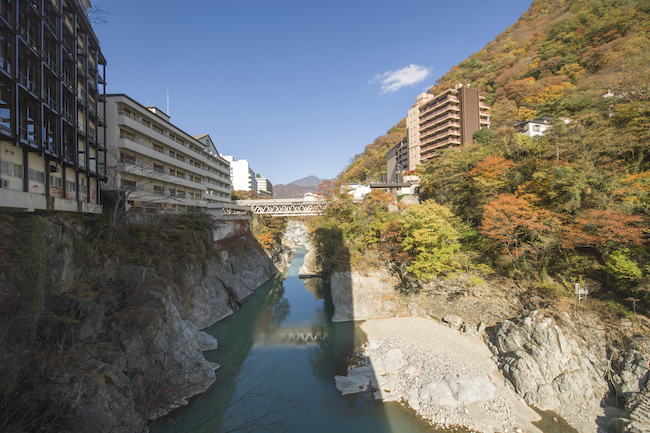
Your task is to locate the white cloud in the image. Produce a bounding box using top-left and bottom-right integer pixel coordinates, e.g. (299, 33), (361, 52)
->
(370, 64), (431, 94)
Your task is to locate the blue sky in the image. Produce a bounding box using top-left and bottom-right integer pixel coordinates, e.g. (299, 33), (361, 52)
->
(94, 0), (532, 185)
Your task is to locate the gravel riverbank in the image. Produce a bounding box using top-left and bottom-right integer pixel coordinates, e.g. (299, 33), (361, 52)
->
(350, 317), (544, 432)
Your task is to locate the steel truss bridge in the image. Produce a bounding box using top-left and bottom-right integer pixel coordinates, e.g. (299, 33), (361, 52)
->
(236, 198), (330, 216)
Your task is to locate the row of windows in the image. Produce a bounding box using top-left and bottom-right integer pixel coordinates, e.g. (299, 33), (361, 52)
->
(2, 160), (83, 191)
(117, 105), (228, 169)
(119, 152), (230, 190)
(1, 160), (22, 178)
(120, 135), (229, 183)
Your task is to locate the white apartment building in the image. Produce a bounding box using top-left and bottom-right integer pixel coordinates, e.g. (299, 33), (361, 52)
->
(222, 156), (257, 193)
(104, 94), (232, 214)
(255, 174), (273, 197)
(513, 115), (554, 138)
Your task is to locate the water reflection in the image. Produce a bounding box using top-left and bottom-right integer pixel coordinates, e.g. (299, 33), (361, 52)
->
(151, 248), (437, 433)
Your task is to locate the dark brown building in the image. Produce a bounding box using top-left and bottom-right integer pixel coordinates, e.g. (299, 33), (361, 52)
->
(418, 84), (490, 162)
(0, 0), (107, 213)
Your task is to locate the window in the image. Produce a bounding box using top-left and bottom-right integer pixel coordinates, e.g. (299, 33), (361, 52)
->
(153, 185), (164, 195)
(66, 180), (76, 191)
(152, 163), (164, 174)
(28, 168), (45, 183)
(1, 160), (23, 178)
(153, 143), (164, 153)
(49, 175), (62, 188)
(121, 179), (136, 190)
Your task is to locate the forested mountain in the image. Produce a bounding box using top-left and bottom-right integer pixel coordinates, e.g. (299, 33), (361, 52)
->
(327, 0), (650, 308)
(340, 0), (650, 182)
(433, 0), (650, 127)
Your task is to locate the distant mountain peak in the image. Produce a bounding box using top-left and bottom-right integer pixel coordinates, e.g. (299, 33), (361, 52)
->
(290, 175), (325, 188)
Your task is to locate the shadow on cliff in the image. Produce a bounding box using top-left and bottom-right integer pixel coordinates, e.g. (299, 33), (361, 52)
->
(307, 227), (400, 433)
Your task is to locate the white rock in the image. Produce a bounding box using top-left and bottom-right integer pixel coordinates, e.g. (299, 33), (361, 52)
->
(334, 374), (370, 395)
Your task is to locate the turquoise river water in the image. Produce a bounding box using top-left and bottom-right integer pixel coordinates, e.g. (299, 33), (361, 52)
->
(150, 248), (442, 433)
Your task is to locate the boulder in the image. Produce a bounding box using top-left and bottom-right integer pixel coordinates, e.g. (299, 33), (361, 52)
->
(334, 374), (371, 395)
(298, 248), (322, 278)
(488, 312), (607, 412)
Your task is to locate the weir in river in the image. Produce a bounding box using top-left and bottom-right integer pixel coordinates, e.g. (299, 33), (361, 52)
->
(150, 248), (443, 433)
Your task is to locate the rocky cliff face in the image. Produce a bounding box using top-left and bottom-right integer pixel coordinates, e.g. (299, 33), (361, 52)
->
(326, 265), (650, 432)
(3, 215), (285, 433)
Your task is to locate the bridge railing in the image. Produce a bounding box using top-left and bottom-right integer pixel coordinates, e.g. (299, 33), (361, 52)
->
(236, 198), (330, 216)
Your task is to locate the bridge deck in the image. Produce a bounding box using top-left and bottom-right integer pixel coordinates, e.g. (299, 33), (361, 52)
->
(237, 198), (330, 216)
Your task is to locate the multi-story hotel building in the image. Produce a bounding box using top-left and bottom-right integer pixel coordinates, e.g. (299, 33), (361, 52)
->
(0, 0), (107, 213)
(222, 156), (257, 193)
(255, 174), (273, 198)
(104, 94), (232, 214)
(418, 84), (490, 162)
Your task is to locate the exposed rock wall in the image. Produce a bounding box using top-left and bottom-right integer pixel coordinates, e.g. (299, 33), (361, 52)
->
(485, 311), (608, 429)
(325, 265), (650, 432)
(329, 269), (404, 322)
(178, 245), (279, 329)
(27, 216), (283, 433)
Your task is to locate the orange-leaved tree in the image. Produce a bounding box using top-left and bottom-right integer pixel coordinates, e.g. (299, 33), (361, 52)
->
(561, 208), (646, 254)
(480, 193), (559, 269)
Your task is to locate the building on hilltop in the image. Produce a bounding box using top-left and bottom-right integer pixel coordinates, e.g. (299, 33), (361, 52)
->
(222, 155), (257, 193)
(388, 84), (491, 187)
(255, 174), (273, 198)
(103, 94), (232, 215)
(513, 115), (554, 138)
(0, 0), (107, 213)
(418, 84), (490, 162)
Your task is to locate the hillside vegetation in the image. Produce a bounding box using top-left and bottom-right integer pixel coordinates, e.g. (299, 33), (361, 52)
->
(321, 0), (650, 315)
(340, 0), (650, 183)
(339, 119), (406, 183)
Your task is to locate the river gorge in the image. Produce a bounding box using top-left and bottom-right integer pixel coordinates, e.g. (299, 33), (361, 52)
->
(151, 247), (438, 433)
(2, 215), (649, 433)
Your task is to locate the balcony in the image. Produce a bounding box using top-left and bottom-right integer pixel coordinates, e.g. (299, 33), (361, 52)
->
(19, 124), (39, 144)
(0, 3), (12, 22)
(17, 71), (37, 94)
(419, 112), (460, 131)
(44, 93), (58, 110)
(419, 103), (460, 123)
(420, 126), (460, 141)
(420, 137), (461, 153)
